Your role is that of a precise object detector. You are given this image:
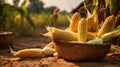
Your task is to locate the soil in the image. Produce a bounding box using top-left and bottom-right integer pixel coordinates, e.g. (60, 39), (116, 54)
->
(0, 36), (120, 67)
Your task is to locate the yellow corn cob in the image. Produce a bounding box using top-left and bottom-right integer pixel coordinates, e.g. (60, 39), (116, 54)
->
(69, 12), (81, 32)
(87, 16), (98, 32)
(101, 29), (120, 43)
(86, 17), (95, 32)
(9, 47), (44, 58)
(51, 27), (77, 41)
(52, 29), (77, 41)
(78, 18), (88, 42)
(97, 15), (117, 37)
(84, 3), (98, 32)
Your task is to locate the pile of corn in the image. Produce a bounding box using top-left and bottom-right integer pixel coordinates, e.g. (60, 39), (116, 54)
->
(40, 11), (119, 57)
(44, 12), (120, 45)
(10, 8), (120, 59)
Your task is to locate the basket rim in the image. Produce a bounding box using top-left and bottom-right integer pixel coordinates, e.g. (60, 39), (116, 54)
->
(53, 39), (111, 46)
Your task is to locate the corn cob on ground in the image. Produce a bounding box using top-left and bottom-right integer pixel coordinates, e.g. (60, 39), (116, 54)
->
(9, 47), (44, 58)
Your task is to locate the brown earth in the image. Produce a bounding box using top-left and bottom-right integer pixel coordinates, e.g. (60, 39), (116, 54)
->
(0, 36), (120, 67)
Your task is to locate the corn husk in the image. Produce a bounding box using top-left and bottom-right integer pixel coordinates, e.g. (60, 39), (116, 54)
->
(87, 38), (103, 44)
(42, 46), (56, 56)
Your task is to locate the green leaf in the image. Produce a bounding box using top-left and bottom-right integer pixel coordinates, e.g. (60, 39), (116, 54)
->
(14, 1), (35, 30)
(0, 4), (4, 16)
(105, 0), (110, 8)
(25, 15), (35, 30)
(15, 8), (35, 30)
(85, 0), (90, 3)
(93, 0), (98, 6)
(20, 0), (27, 13)
(21, 0), (26, 9)
(15, 7), (25, 15)
(110, 0), (116, 15)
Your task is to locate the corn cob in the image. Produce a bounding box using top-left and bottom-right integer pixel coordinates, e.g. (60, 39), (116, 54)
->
(69, 12), (81, 32)
(97, 15), (117, 37)
(101, 29), (120, 43)
(77, 18), (88, 42)
(86, 13), (98, 32)
(9, 47), (44, 58)
(84, 3), (98, 32)
(86, 17), (95, 32)
(48, 27), (77, 41)
(51, 28), (96, 41)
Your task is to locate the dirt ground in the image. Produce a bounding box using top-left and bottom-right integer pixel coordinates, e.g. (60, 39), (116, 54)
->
(0, 36), (120, 67)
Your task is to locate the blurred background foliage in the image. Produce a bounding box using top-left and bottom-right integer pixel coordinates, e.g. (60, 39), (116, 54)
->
(85, 0), (120, 25)
(0, 0), (69, 36)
